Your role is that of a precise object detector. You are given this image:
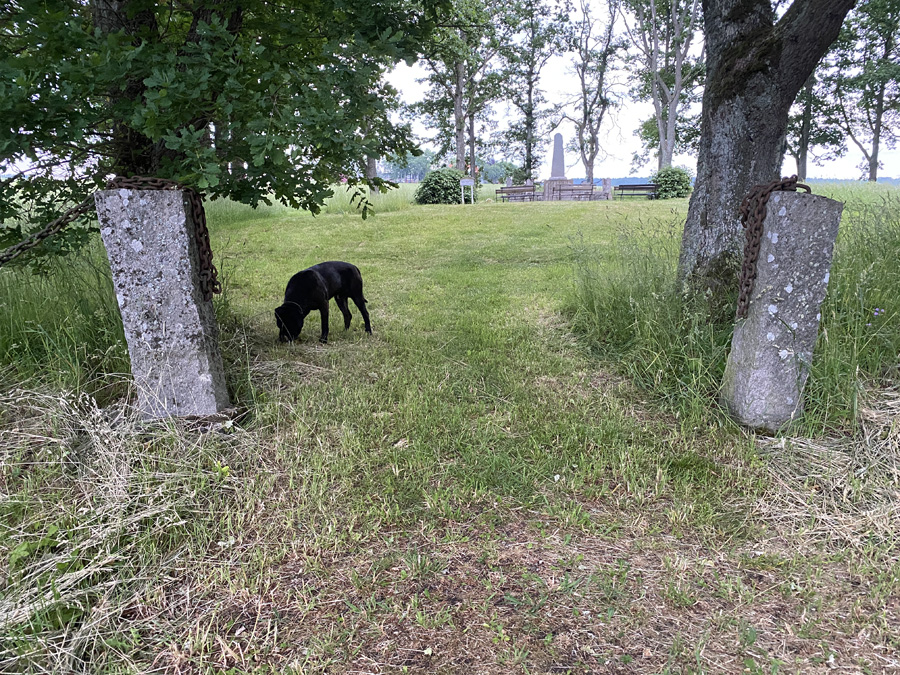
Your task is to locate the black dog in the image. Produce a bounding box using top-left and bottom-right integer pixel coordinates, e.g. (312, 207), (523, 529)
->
(275, 261), (372, 344)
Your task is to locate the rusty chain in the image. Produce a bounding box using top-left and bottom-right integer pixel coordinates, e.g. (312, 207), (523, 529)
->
(0, 197), (95, 268)
(735, 175), (811, 319)
(0, 176), (221, 301)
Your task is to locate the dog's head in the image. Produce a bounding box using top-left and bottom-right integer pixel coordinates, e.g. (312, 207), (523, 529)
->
(274, 303), (305, 342)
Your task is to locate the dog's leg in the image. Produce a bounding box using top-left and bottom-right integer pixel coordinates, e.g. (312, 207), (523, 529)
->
(336, 296), (353, 330)
(351, 295), (372, 334)
(319, 305), (329, 343)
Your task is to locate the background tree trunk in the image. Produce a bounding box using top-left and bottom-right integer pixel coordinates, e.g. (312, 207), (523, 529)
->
(454, 62), (466, 172)
(91, 0), (159, 176)
(868, 82), (885, 181)
(468, 113), (476, 178)
(798, 79), (814, 180)
(677, 0), (855, 294)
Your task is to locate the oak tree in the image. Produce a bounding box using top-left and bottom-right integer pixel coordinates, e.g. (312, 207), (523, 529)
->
(677, 0), (856, 292)
(561, 0), (621, 183)
(622, 0), (704, 171)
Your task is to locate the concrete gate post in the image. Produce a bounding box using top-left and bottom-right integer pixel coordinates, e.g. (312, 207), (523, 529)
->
(720, 190), (843, 431)
(95, 189), (230, 419)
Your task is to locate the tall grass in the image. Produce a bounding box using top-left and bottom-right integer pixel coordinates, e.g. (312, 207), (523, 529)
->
(570, 189), (900, 432)
(569, 217), (737, 427)
(204, 182), (419, 225)
(803, 193), (900, 430)
(0, 242), (129, 402)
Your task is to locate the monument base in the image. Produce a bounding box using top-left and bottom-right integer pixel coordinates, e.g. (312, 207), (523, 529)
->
(543, 178), (573, 201)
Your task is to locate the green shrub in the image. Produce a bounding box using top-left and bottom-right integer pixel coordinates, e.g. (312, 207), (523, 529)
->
(414, 168), (473, 205)
(651, 166), (693, 199)
(511, 166), (529, 184)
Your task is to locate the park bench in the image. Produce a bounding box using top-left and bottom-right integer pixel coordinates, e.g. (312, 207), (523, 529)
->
(496, 185), (537, 202)
(614, 183), (659, 199)
(556, 184), (594, 201)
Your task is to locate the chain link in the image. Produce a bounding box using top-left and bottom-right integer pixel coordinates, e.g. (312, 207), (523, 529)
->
(0, 198), (94, 268)
(0, 176), (221, 302)
(735, 175), (811, 319)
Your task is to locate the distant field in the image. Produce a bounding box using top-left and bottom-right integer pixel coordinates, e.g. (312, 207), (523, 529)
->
(1, 186), (898, 673)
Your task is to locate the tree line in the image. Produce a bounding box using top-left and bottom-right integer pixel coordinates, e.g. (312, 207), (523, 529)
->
(408, 0), (896, 184)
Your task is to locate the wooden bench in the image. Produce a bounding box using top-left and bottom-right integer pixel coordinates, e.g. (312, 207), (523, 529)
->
(557, 184), (594, 201)
(496, 185), (537, 202)
(614, 183), (658, 199)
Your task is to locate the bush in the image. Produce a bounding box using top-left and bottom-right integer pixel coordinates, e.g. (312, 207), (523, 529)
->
(651, 166), (693, 199)
(414, 168), (474, 205)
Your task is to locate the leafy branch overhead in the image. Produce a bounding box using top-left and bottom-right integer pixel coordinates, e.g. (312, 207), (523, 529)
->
(0, 0), (448, 256)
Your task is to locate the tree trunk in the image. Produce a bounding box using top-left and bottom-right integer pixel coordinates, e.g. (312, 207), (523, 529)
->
(677, 0), (855, 293)
(868, 81), (885, 182)
(454, 61), (466, 172)
(468, 112), (476, 178)
(798, 79), (814, 181)
(91, 0), (159, 176)
(585, 135), (595, 183)
(659, 96), (677, 170)
(524, 76), (535, 180)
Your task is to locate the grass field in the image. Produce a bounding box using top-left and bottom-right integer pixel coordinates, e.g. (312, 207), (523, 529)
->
(1, 185), (899, 673)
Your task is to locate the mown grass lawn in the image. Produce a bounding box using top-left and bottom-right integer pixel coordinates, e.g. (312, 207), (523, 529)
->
(2, 190), (898, 673)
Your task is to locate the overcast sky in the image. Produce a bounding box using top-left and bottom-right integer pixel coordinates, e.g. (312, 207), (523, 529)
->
(386, 52), (899, 182)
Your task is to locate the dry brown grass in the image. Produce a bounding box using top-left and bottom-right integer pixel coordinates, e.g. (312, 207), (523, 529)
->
(754, 385), (900, 559)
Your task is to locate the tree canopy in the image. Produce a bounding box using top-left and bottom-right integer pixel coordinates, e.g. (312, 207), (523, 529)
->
(0, 0), (446, 257)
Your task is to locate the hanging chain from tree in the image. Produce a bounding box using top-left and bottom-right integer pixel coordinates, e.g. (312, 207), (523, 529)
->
(0, 176), (221, 301)
(0, 197), (95, 268)
(735, 175), (811, 319)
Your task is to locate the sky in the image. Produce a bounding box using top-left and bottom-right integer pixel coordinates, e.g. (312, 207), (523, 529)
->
(386, 52), (899, 182)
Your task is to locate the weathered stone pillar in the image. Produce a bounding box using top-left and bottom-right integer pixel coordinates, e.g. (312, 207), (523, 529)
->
(95, 189), (230, 419)
(600, 178), (612, 200)
(720, 191), (843, 431)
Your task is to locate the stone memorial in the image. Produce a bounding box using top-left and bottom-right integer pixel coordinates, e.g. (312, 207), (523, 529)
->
(720, 190), (844, 431)
(600, 178), (613, 200)
(551, 133), (566, 179)
(95, 189), (231, 419)
(544, 133), (573, 201)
